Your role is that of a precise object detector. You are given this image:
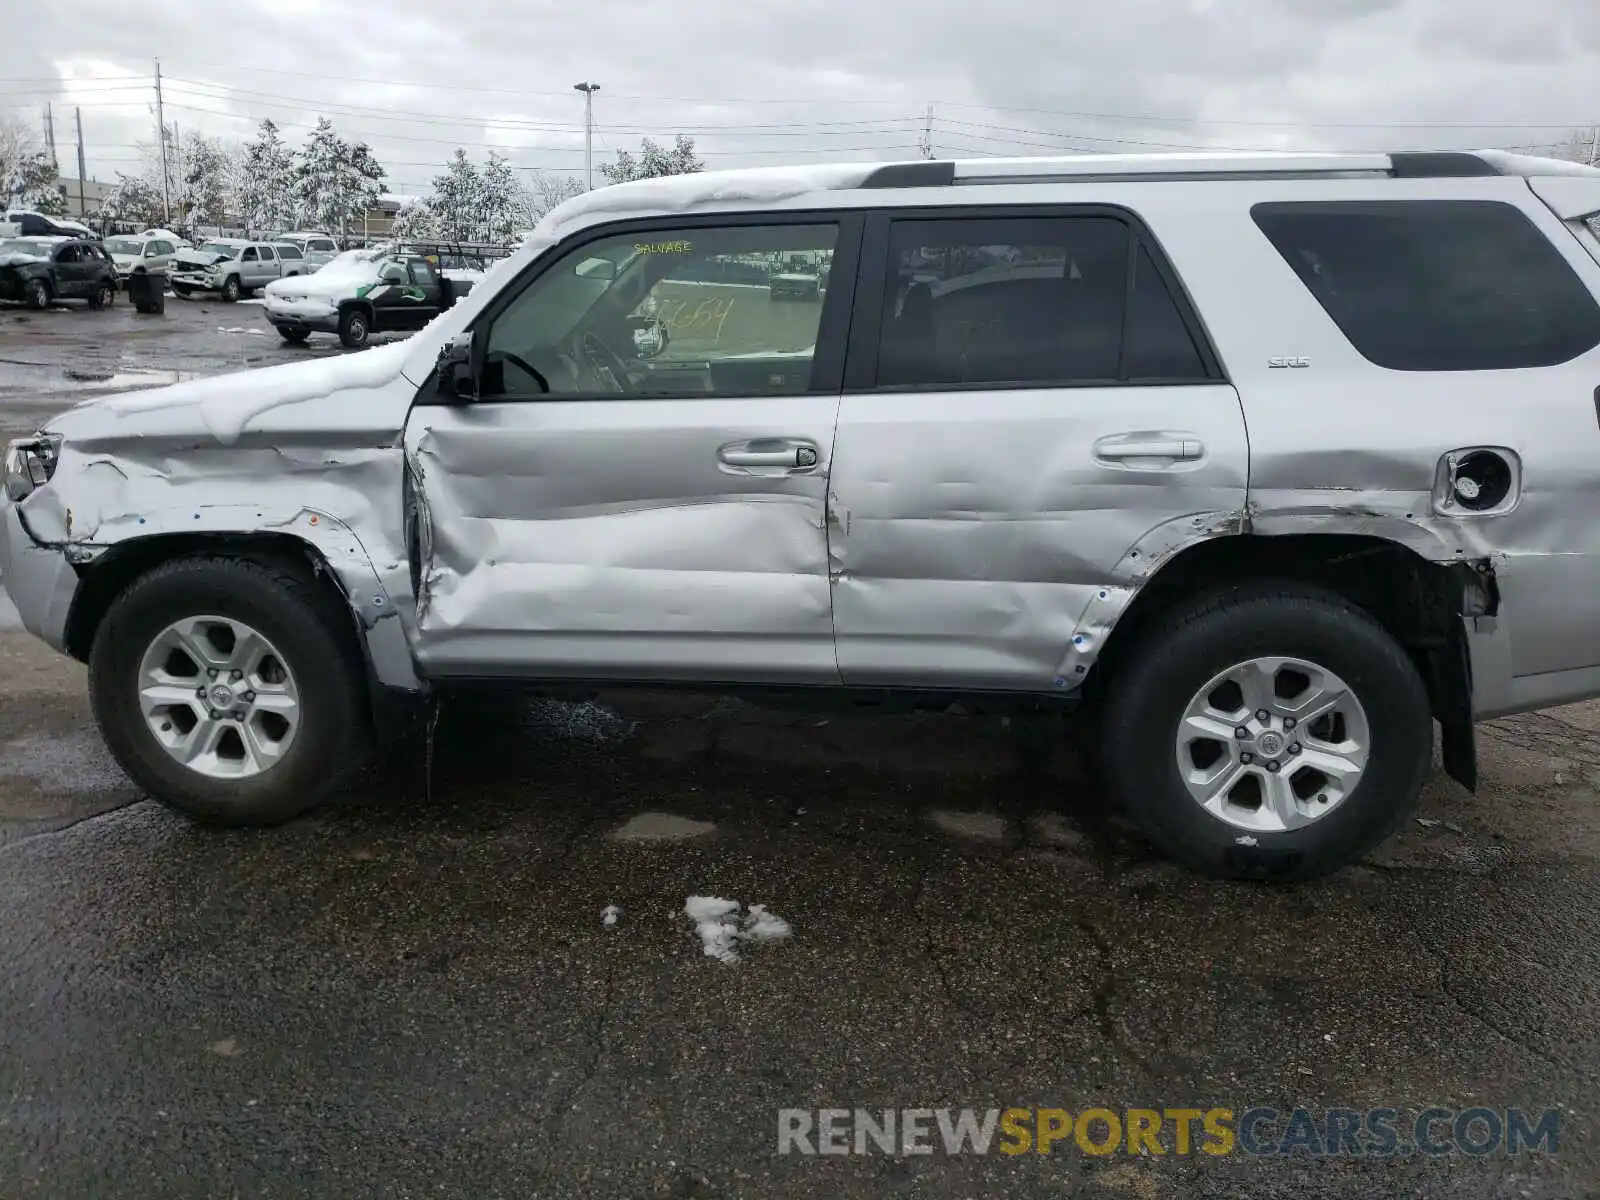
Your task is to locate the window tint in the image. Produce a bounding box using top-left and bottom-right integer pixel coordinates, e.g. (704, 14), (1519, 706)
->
(259, 246), (276, 261)
(1252, 200), (1600, 371)
(482, 222), (839, 398)
(276, 244), (303, 260)
(408, 258), (438, 286)
(874, 215), (1207, 388)
(241, 247), (258, 262)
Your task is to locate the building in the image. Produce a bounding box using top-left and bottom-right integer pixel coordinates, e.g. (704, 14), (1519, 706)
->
(55, 177), (116, 220)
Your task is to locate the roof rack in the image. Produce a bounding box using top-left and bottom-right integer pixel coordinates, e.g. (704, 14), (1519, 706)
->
(857, 150), (1527, 189)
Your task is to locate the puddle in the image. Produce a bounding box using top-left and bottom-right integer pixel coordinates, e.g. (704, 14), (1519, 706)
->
(59, 366), (193, 390)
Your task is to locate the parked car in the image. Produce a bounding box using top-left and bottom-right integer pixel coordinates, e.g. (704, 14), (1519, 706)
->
(0, 210), (96, 239)
(275, 231), (340, 272)
(769, 270), (821, 300)
(262, 247), (465, 347)
(10, 148), (1600, 881)
(102, 233), (182, 289)
(169, 238), (306, 301)
(0, 236), (117, 309)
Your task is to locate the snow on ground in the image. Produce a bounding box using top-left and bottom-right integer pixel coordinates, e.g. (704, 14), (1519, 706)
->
(601, 904), (621, 928)
(684, 896), (792, 964)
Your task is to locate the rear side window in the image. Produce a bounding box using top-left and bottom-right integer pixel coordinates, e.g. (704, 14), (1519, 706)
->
(276, 244), (303, 260)
(874, 215), (1214, 388)
(1252, 200), (1600, 371)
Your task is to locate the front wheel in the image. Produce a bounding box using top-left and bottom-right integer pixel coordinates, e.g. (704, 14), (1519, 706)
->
(88, 556), (372, 826)
(338, 307), (371, 348)
(220, 275), (240, 302)
(278, 327), (310, 344)
(1101, 583), (1432, 881)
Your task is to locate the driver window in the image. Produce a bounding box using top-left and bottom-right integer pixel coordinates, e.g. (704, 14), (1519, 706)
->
(241, 247), (258, 262)
(480, 222), (839, 399)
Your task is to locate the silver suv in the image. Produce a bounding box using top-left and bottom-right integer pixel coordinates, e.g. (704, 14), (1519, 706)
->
(6, 149), (1600, 880)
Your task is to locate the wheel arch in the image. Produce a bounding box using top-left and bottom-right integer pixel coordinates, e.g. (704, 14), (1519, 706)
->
(1086, 531), (1497, 790)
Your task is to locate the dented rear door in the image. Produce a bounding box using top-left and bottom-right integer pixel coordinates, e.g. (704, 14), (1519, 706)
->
(827, 206), (1247, 690)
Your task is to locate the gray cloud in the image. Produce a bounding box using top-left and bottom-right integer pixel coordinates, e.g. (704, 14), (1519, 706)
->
(6, 0), (1600, 193)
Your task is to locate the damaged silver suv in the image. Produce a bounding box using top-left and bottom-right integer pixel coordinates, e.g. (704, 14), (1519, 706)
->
(7, 149), (1600, 880)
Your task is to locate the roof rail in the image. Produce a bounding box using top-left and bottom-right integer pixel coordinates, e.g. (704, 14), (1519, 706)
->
(858, 150), (1510, 189)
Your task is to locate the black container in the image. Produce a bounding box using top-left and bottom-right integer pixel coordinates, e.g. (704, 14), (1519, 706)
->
(129, 269), (166, 314)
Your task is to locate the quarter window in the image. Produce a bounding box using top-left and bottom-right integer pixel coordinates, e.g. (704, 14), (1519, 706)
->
(1252, 200), (1600, 371)
(480, 222), (839, 398)
(873, 215), (1211, 388)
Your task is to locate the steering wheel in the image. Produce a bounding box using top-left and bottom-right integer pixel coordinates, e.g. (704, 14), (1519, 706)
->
(483, 349), (549, 394)
(580, 331), (634, 394)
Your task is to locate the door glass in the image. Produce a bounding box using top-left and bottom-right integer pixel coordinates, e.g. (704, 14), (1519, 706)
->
(480, 222), (839, 398)
(241, 247), (258, 262)
(877, 216), (1131, 387)
(259, 246), (276, 262)
(408, 259), (438, 286)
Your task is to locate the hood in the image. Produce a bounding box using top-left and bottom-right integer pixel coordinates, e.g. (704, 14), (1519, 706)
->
(265, 269), (375, 301)
(0, 252), (46, 270)
(44, 338), (415, 446)
(110, 253), (142, 268)
(175, 249), (231, 268)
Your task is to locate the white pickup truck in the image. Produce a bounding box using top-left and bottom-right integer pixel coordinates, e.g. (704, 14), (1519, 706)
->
(169, 238), (308, 301)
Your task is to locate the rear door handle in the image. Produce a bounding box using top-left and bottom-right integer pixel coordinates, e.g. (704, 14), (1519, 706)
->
(718, 440), (821, 470)
(1093, 435), (1203, 462)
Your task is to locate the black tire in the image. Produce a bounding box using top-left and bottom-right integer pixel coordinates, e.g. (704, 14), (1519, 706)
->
(88, 556), (372, 826)
(278, 327), (310, 344)
(338, 306), (371, 348)
(221, 275), (240, 302)
(88, 281), (114, 310)
(1101, 583), (1432, 882)
(173, 283), (193, 298)
(25, 279), (49, 310)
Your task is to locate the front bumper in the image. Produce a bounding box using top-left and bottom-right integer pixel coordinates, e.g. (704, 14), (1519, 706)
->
(170, 271), (224, 293)
(265, 301), (341, 334)
(0, 500), (77, 652)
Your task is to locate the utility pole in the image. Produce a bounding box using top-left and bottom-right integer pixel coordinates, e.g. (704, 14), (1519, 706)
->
(154, 57), (170, 223)
(919, 104), (935, 159)
(574, 82), (600, 189)
(43, 105), (57, 168)
(74, 108), (87, 219)
(173, 121), (183, 229)
(1589, 125), (1599, 168)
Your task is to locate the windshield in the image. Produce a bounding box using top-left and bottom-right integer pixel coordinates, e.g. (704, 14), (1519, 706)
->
(104, 238), (144, 255)
(197, 242), (240, 259)
(0, 239), (50, 259)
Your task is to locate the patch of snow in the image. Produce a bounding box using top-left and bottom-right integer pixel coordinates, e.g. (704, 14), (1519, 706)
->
(536, 163), (878, 239)
(608, 812), (716, 843)
(100, 338), (411, 444)
(684, 896), (792, 964)
(601, 904), (621, 927)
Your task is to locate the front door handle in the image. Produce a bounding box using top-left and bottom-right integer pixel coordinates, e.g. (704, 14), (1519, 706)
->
(718, 440), (821, 471)
(1093, 434), (1203, 462)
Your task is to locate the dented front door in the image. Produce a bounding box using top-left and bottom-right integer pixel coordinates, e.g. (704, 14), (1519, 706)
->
(401, 214), (860, 685)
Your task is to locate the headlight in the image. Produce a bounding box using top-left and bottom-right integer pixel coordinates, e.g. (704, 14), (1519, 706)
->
(4, 434), (63, 502)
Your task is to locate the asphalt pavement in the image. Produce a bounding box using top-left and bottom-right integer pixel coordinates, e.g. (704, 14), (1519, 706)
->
(0, 298), (1595, 1200)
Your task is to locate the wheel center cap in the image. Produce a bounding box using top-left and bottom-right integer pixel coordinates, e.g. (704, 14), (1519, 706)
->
(1257, 730), (1285, 757)
(209, 684), (236, 709)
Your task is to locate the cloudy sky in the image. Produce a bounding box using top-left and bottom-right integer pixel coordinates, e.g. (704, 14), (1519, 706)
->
(5, 0), (1600, 195)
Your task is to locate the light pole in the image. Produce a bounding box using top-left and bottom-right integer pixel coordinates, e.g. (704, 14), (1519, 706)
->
(574, 82), (600, 190)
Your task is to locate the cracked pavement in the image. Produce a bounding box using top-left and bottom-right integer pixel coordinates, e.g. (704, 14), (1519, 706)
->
(0, 301), (1596, 1199)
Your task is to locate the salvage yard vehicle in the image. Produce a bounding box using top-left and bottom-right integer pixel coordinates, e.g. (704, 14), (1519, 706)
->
(1, 210), (96, 239)
(103, 233), (181, 289)
(274, 231), (341, 272)
(169, 238), (306, 301)
(262, 247), (464, 347)
(9, 149), (1600, 880)
(0, 236), (117, 310)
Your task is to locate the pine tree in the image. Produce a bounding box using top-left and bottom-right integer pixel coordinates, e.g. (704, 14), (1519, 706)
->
(599, 135), (703, 185)
(180, 133), (231, 235)
(241, 119), (297, 234)
(102, 173), (165, 228)
(0, 116), (67, 213)
(430, 149), (484, 242)
(479, 152), (529, 244)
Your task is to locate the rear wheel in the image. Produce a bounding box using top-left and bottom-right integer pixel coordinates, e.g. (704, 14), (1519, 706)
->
(88, 281), (114, 310)
(338, 306), (371, 348)
(25, 279), (49, 310)
(1101, 583), (1432, 881)
(221, 275), (240, 302)
(88, 556), (372, 826)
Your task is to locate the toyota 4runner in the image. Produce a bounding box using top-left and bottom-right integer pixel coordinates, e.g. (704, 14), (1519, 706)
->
(6, 149), (1600, 880)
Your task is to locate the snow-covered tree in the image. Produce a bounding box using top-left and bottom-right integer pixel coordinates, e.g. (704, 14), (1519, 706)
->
(479, 152), (532, 244)
(294, 118), (387, 239)
(241, 119), (297, 234)
(179, 133), (233, 235)
(427, 149), (486, 241)
(0, 116), (67, 213)
(390, 195), (443, 240)
(101, 172), (165, 228)
(599, 135), (703, 185)
(526, 169), (584, 221)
